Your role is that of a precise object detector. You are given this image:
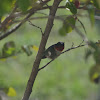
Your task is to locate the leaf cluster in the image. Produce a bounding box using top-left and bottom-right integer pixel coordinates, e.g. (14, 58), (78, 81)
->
(85, 40), (100, 84)
(0, 41), (38, 60)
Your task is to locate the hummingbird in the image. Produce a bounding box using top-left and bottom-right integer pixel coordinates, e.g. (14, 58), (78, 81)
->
(42, 42), (64, 59)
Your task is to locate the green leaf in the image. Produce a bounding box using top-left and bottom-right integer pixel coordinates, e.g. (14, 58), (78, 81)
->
(89, 41), (98, 50)
(89, 41), (100, 64)
(64, 24), (73, 33)
(93, 0), (100, 9)
(59, 27), (67, 36)
(3, 87), (16, 96)
(59, 16), (76, 36)
(64, 16), (76, 33)
(32, 45), (38, 52)
(66, 1), (77, 14)
(17, 0), (30, 12)
(87, 4), (95, 26)
(7, 87), (17, 96)
(89, 65), (100, 84)
(0, 0), (14, 17)
(93, 51), (100, 64)
(2, 41), (16, 57)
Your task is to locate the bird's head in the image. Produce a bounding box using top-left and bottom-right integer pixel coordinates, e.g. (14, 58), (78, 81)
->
(54, 42), (64, 51)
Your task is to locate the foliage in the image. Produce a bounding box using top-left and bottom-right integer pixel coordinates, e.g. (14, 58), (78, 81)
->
(0, 41), (38, 59)
(59, 16), (76, 36)
(85, 40), (100, 84)
(0, 0), (14, 17)
(0, 0), (100, 100)
(66, 1), (77, 14)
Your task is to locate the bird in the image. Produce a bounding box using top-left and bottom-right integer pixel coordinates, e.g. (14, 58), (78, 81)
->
(42, 42), (64, 59)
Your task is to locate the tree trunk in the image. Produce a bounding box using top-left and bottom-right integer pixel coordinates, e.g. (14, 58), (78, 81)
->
(22, 0), (62, 100)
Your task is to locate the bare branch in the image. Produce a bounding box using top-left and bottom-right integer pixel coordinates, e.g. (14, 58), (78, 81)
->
(62, 41), (86, 54)
(29, 21), (44, 35)
(40, 0), (51, 10)
(35, 11), (48, 15)
(0, 23), (22, 40)
(38, 59), (54, 71)
(79, 39), (84, 45)
(13, 15), (65, 23)
(77, 17), (87, 34)
(32, 5), (66, 11)
(71, 42), (74, 48)
(67, 44), (85, 52)
(27, 0), (51, 13)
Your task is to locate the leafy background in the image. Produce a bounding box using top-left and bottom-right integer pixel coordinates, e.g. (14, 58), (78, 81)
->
(0, 0), (100, 100)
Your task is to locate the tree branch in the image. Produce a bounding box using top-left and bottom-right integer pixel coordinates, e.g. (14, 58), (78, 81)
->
(38, 41), (87, 71)
(38, 59), (54, 71)
(0, 11), (34, 40)
(22, 0), (62, 100)
(13, 15), (66, 23)
(39, 40), (100, 71)
(0, 0), (51, 40)
(0, 5), (18, 31)
(28, 20), (44, 35)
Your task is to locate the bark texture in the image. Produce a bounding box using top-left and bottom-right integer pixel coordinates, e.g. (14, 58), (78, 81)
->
(22, 0), (62, 100)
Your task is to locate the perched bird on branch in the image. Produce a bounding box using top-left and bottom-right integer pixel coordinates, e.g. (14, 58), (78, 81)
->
(42, 42), (64, 59)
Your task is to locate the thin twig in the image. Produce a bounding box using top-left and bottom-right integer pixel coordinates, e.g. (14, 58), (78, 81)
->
(38, 59), (54, 71)
(29, 21), (44, 35)
(71, 42), (74, 48)
(13, 15), (66, 23)
(62, 43), (86, 54)
(35, 11), (48, 16)
(40, 0), (51, 10)
(77, 17), (87, 34)
(79, 39), (84, 46)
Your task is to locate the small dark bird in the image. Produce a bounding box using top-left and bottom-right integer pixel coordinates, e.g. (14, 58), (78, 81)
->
(42, 42), (64, 59)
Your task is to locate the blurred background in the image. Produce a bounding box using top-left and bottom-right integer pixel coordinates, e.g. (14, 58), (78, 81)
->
(0, 0), (100, 100)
